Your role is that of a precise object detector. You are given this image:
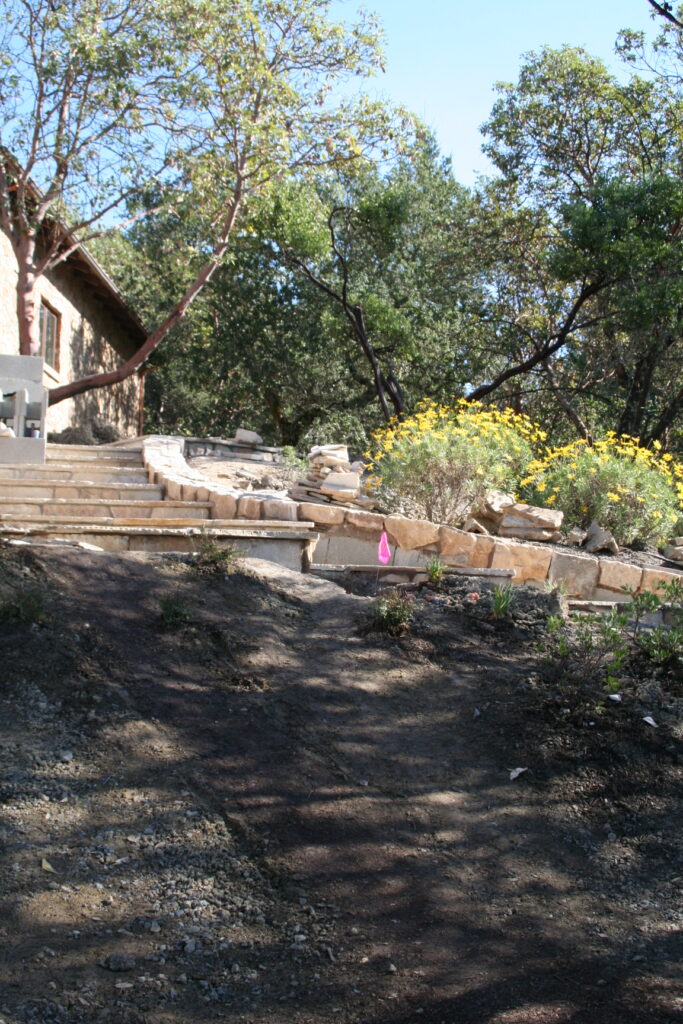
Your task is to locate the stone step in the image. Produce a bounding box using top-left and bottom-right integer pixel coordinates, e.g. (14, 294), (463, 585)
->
(0, 496), (212, 520)
(0, 462), (149, 483)
(45, 449), (144, 468)
(1, 522), (318, 569)
(47, 443), (143, 457)
(0, 478), (163, 501)
(0, 512), (314, 530)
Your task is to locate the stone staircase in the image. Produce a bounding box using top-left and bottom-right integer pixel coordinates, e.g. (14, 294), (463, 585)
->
(0, 443), (318, 570)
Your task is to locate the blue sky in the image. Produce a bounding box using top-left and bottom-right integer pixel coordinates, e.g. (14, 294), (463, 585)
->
(336, 0), (661, 185)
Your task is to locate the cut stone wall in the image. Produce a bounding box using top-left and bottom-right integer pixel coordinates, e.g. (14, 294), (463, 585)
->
(142, 436), (683, 600)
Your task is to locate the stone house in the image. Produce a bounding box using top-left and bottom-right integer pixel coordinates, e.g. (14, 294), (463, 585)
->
(0, 227), (147, 436)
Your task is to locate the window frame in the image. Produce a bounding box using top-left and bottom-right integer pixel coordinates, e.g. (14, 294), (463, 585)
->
(38, 299), (61, 373)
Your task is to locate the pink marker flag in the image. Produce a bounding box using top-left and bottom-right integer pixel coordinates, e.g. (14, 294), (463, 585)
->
(378, 530), (391, 565)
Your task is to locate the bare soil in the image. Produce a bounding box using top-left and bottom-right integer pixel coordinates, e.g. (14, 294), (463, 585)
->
(0, 544), (681, 1024)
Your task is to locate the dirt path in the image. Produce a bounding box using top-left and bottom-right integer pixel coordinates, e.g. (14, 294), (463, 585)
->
(0, 547), (681, 1023)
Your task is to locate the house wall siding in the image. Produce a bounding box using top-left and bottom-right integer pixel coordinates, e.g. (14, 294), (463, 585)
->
(0, 228), (139, 435)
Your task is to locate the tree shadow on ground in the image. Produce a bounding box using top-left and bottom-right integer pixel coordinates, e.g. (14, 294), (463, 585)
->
(0, 547), (680, 1023)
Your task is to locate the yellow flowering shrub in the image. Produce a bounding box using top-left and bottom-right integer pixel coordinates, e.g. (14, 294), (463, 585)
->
(520, 434), (683, 545)
(366, 400), (539, 524)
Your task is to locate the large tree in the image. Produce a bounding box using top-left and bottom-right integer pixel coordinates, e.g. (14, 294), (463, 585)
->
(0, 0), (402, 407)
(471, 45), (683, 444)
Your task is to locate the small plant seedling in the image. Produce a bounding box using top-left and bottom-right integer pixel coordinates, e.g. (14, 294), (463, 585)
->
(491, 582), (514, 620)
(158, 595), (192, 628)
(194, 532), (239, 574)
(371, 589), (414, 635)
(426, 555), (446, 585)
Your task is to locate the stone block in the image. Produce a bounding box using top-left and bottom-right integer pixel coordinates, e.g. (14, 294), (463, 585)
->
(490, 538), (552, 583)
(163, 477), (183, 501)
(438, 526), (477, 564)
(662, 544), (683, 564)
(597, 560), (643, 596)
(298, 502), (345, 526)
(237, 494), (263, 520)
(640, 567), (683, 595)
(499, 503), (563, 531)
(181, 482), (198, 502)
(385, 515), (439, 550)
(548, 551), (599, 599)
(497, 526), (561, 542)
(211, 492), (237, 519)
(235, 427), (264, 445)
(313, 533), (381, 565)
(344, 509), (385, 533)
(320, 471), (360, 492)
(261, 498), (298, 521)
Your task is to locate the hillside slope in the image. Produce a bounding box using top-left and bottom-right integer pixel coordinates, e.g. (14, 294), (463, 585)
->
(0, 545), (681, 1024)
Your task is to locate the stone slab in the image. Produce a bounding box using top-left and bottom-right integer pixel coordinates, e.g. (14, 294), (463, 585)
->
(597, 560), (643, 596)
(438, 526), (494, 568)
(344, 509), (385, 533)
(385, 515), (440, 551)
(298, 502), (345, 527)
(237, 494), (264, 520)
(261, 498), (299, 522)
(640, 567), (683, 595)
(490, 538), (552, 584)
(548, 551), (599, 599)
(212, 492), (238, 519)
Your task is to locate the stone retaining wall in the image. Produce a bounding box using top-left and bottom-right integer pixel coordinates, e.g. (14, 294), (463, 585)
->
(142, 436), (682, 601)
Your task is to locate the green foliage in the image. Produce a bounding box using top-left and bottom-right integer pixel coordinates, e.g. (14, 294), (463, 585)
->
(475, 44), (683, 447)
(158, 595), (192, 628)
(426, 556), (446, 585)
(367, 400), (537, 524)
(0, 586), (47, 625)
(193, 534), (239, 574)
(371, 589), (414, 634)
(521, 435), (683, 544)
(543, 579), (683, 693)
(491, 583), (514, 620)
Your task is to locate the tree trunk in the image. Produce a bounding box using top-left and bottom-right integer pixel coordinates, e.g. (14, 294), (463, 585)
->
(16, 237), (40, 356)
(49, 199), (242, 407)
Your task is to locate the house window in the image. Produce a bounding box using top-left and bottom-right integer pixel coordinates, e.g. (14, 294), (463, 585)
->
(39, 301), (60, 372)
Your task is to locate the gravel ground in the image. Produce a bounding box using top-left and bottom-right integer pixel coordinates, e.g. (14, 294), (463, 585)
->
(0, 544), (681, 1024)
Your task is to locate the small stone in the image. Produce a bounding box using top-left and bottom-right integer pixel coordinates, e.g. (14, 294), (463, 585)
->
(60, 751), (74, 762)
(103, 952), (136, 972)
(387, 962), (397, 974)
(234, 428), (264, 445)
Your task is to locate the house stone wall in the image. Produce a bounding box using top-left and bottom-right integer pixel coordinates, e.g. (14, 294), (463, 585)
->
(0, 228), (139, 435)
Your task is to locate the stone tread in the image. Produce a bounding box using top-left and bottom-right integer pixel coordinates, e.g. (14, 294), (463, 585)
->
(0, 478), (162, 494)
(0, 522), (318, 539)
(0, 514), (315, 530)
(0, 496), (211, 508)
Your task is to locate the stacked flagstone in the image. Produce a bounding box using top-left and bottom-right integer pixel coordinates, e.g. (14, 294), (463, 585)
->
(663, 536), (683, 565)
(289, 444), (376, 510)
(464, 490), (563, 542)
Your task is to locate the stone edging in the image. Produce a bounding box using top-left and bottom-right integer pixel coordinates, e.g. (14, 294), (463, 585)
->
(142, 436), (682, 601)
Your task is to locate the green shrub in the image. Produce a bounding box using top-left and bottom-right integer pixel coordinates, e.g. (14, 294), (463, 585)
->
(366, 400), (538, 524)
(158, 595), (192, 628)
(371, 589), (414, 634)
(193, 533), (239, 574)
(491, 582), (514, 620)
(520, 434), (683, 545)
(426, 555), (447, 585)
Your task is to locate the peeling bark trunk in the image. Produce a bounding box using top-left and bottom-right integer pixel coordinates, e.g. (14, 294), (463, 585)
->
(16, 236), (40, 356)
(49, 199), (242, 407)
